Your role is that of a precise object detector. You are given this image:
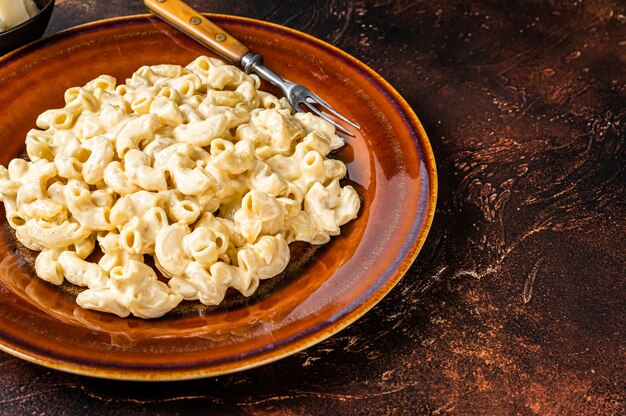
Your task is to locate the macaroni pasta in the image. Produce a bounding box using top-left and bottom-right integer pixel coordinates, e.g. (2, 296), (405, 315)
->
(0, 56), (360, 318)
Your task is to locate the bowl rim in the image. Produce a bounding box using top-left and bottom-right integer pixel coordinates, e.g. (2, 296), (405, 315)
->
(0, 0), (55, 36)
(0, 13), (438, 380)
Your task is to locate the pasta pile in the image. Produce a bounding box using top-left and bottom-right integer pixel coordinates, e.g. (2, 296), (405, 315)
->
(0, 56), (360, 318)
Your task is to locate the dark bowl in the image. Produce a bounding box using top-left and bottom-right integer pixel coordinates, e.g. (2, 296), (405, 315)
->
(0, 0), (55, 55)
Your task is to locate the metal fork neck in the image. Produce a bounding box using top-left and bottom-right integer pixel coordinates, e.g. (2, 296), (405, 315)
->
(241, 52), (288, 91)
(240, 52), (262, 73)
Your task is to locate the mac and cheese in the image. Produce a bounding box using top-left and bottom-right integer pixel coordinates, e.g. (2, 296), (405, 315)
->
(0, 56), (360, 318)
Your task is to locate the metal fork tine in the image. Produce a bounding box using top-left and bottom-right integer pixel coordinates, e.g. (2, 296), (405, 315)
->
(236, 54), (360, 136)
(301, 101), (356, 137)
(306, 94), (361, 129)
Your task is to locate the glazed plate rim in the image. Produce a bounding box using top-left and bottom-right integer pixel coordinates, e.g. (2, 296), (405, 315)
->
(0, 14), (438, 380)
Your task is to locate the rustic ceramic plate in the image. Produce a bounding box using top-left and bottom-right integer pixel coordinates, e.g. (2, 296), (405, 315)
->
(0, 14), (437, 380)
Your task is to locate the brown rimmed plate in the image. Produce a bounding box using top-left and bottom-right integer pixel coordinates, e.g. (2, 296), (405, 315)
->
(0, 14), (437, 380)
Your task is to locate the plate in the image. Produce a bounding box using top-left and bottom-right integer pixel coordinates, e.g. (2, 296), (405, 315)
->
(0, 14), (436, 380)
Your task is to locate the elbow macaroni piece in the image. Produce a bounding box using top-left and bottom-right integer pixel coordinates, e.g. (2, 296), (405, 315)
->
(0, 56), (360, 318)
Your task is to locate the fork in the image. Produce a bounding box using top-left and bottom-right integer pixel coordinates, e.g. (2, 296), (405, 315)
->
(144, 0), (360, 136)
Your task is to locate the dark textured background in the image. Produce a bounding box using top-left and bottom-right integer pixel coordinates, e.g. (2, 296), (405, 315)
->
(1, 0), (625, 414)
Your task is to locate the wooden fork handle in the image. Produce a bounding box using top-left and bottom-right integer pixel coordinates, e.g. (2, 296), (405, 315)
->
(144, 0), (250, 63)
